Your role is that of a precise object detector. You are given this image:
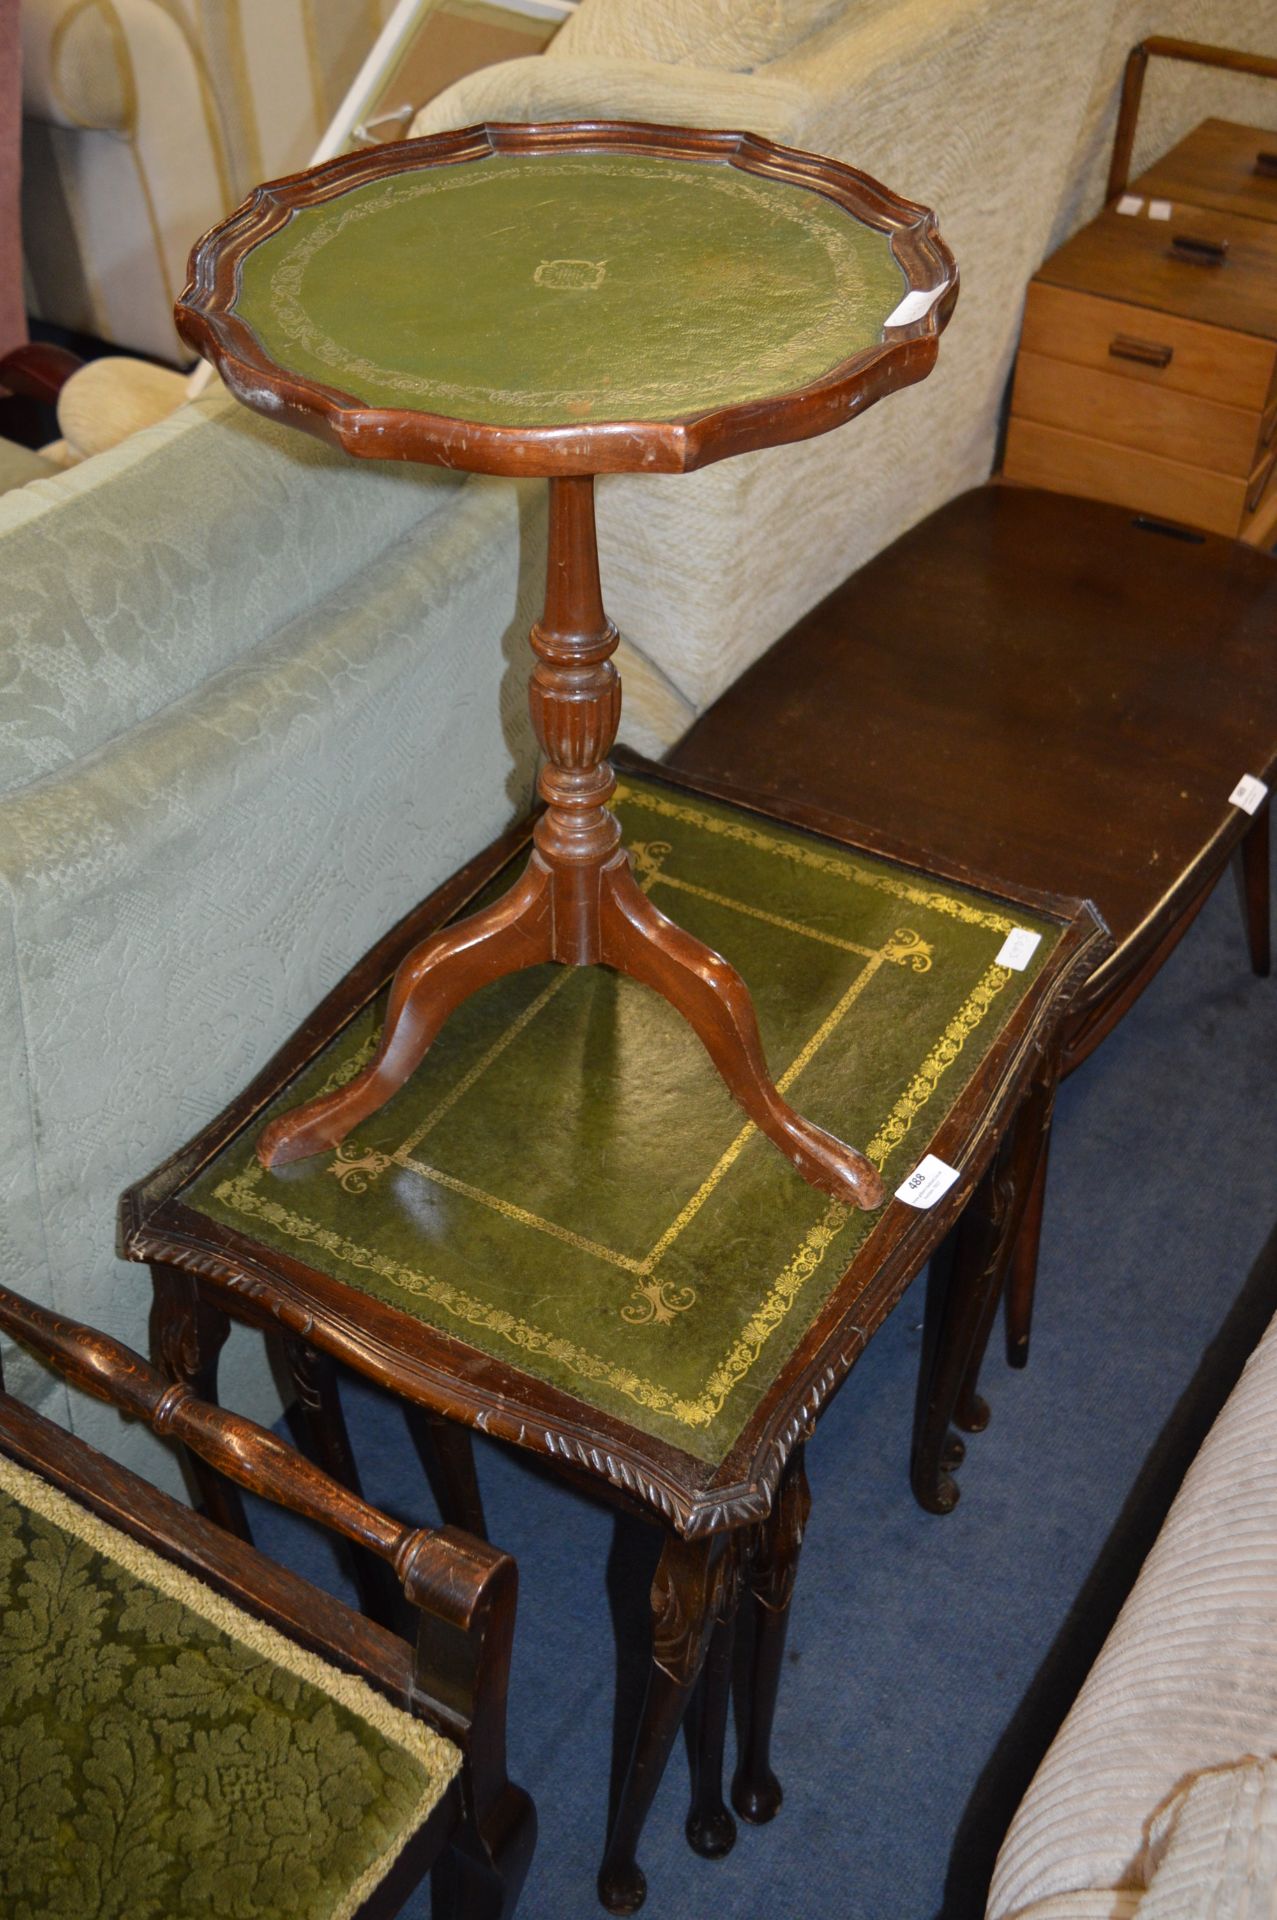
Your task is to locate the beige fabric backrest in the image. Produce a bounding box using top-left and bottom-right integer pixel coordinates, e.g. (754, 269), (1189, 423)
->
(415, 0), (1277, 725)
(554, 0), (853, 70)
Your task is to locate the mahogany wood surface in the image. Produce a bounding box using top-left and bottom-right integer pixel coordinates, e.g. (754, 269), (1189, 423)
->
(175, 121), (956, 480)
(668, 482), (1274, 1395)
(0, 341), (82, 404)
(119, 760), (1102, 1909)
(0, 1284), (534, 1920)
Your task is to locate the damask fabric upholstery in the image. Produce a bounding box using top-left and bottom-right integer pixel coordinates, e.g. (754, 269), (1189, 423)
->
(20, 0), (399, 360)
(414, 0), (1277, 720)
(988, 1306), (1277, 1918)
(0, 408), (548, 1490)
(0, 1450), (458, 1920)
(0, 389), (466, 796)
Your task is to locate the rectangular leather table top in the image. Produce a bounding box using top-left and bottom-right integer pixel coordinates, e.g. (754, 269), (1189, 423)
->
(181, 775), (1062, 1467)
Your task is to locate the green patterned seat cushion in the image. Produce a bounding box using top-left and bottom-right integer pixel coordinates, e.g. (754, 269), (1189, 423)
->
(0, 1452), (459, 1920)
(186, 775), (1062, 1467)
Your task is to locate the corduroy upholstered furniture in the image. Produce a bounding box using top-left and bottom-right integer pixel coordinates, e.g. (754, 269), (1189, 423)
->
(0, 1281), (533, 1920)
(987, 1302), (1277, 1920)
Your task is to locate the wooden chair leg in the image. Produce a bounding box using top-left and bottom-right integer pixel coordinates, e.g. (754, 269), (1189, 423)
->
(148, 1263), (251, 1540)
(404, 1401), (488, 1539)
(1004, 1118), (1052, 1369)
(277, 1334), (403, 1630)
(684, 1581), (738, 1858)
(912, 1063), (1057, 1512)
(732, 1446), (810, 1825)
(911, 1217), (995, 1515)
(1235, 802), (1271, 979)
(598, 1533), (732, 1914)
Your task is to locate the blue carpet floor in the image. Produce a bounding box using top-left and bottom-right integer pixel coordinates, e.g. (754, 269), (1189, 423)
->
(249, 841), (1277, 1920)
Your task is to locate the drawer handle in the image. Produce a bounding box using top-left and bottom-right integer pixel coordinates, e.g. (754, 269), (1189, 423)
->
(1255, 150), (1277, 178)
(1109, 334), (1174, 369)
(1170, 232), (1229, 265)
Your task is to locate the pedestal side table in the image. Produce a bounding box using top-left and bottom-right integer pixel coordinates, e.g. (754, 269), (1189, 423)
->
(175, 119), (956, 1211)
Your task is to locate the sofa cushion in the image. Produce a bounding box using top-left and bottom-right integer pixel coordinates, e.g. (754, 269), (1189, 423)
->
(0, 1449), (459, 1919)
(552, 0), (849, 71)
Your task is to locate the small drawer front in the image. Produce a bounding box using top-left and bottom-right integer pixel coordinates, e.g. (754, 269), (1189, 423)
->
(1039, 200), (1277, 351)
(1136, 119), (1277, 229)
(1021, 282), (1276, 411)
(1003, 417), (1247, 536)
(1010, 349), (1263, 476)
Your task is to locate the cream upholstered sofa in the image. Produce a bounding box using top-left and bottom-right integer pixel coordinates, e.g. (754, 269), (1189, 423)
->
(409, 0), (1277, 730)
(5, 0), (1277, 1492)
(20, 0), (400, 361)
(987, 1305), (1277, 1920)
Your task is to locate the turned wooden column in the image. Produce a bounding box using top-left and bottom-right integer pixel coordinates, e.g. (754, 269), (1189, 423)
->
(529, 475), (625, 962)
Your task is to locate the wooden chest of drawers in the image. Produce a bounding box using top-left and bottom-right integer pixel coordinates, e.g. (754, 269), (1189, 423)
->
(1004, 117), (1277, 546)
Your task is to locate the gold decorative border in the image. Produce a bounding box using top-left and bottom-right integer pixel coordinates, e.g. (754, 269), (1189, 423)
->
(208, 960), (1012, 1441)
(615, 783), (1021, 933)
(251, 153), (895, 417)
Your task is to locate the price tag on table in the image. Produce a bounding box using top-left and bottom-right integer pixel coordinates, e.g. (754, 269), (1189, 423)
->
(1230, 774), (1269, 815)
(1116, 194), (1144, 215)
(995, 927), (1042, 971)
(896, 1154), (961, 1210)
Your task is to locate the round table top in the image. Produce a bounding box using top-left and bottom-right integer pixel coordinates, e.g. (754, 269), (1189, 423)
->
(179, 123), (956, 476)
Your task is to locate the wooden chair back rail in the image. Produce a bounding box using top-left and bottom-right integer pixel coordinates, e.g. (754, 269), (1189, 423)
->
(1108, 36), (1277, 201)
(0, 1283), (514, 1742)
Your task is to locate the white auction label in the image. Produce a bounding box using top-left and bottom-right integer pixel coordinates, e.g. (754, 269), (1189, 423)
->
(1116, 194), (1144, 215)
(1148, 198), (1173, 220)
(1230, 773), (1270, 816)
(995, 926), (1042, 971)
(896, 1154), (961, 1210)
(885, 284), (947, 328)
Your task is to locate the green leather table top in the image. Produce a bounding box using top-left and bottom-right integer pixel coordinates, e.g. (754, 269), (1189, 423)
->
(233, 149), (906, 427)
(185, 777), (1061, 1468)
(0, 1451), (457, 1920)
